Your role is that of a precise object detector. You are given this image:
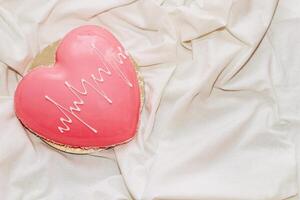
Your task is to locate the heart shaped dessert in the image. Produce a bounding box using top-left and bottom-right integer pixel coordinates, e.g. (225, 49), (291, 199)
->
(14, 25), (142, 153)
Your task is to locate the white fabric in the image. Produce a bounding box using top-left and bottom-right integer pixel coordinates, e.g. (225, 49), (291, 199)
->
(0, 0), (299, 199)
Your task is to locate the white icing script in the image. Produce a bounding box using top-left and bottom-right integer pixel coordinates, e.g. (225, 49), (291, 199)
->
(45, 44), (133, 133)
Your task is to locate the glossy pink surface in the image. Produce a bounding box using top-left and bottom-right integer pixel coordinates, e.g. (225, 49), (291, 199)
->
(14, 25), (141, 148)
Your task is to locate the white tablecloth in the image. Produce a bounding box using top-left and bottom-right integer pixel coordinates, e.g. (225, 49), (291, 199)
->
(0, 0), (300, 199)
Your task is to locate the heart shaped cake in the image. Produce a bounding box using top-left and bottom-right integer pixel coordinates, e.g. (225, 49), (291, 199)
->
(14, 25), (142, 153)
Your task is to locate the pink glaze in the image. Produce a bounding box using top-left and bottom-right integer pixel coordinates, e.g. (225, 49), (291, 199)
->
(14, 25), (141, 148)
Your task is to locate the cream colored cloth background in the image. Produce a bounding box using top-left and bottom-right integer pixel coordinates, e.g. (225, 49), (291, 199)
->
(0, 0), (300, 199)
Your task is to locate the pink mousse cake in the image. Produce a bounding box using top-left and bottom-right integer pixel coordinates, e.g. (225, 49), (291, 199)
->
(14, 25), (141, 153)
